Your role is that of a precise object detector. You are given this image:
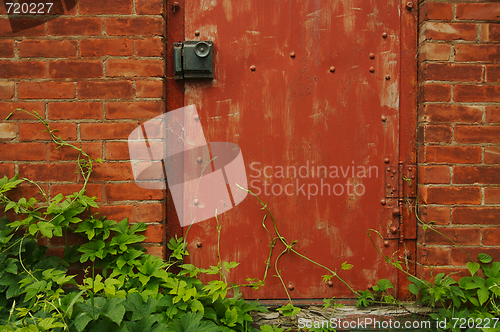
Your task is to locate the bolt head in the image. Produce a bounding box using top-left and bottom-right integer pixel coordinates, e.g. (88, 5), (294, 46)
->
(194, 199), (199, 206)
(406, 1), (413, 9)
(250, 65), (256, 71)
(369, 53), (375, 59)
(196, 241), (202, 248)
(384, 158), (390, 164)
(197, 157), (203, 163)
(288, 284), (294, 291)
(390, 226), (398, 234)
(327, 280), (333, 287)
(329, 66), (335, 73)
(194, 30), (200, 36)
(382, 32), (388, 38)
(290, 51), (296, 58)
(172, 1), (180, 11)
(385, 75), (391, 80)
(386, 184), (391, 188)
(393, 208), (400, 216)
(381, 115), (387, 122)
(370, 67), (375, 73)
(383, 240), (390, 247)
(380, 199), (386, 205)
(368, 284), (373, 290)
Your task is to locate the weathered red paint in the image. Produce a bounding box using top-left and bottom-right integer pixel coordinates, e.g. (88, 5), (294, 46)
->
(167, 0), (417, 299)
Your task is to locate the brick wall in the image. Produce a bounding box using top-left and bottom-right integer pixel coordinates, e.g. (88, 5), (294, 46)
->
(0, 0), (167, 258)
(417, 0), (500, 277)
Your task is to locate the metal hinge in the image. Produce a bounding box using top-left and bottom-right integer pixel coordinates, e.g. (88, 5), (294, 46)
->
(383, 162), (417, 242)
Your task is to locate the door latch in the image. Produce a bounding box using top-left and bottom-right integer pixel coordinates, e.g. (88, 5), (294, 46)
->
(173, 41), (213, 80)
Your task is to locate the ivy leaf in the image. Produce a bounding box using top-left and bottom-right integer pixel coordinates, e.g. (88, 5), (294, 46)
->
(467, 262), (480, 276)
(78, 240), (106, 263)
(478, 253), (492, 264)
(221, 307), (238, 327)
(38, 221), (56, 238)
(341, 261), (353, 270)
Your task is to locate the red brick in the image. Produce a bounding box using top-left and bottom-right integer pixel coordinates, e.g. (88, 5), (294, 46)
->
(0, 123), (16, 140)
(453, 207), (500, 225)
(0, 40), (14, 57)
(81, 123), (137, 140)
(417, 124), (452, 143)
(486, 66), (500, 82)
(18, 163), (78, 182)
(0, 18), (45, 37)
(455, 85), (500, 103)
(421, 226), (480, 245)
(48, 102), (103, 120)
(140, 223), (165, 243)
(18, 40), (77, 58)
(105, 183), (164, 201)
(419, 205), (451, 225)
(455, 125), (500, 143)
(419, 146), (482, 164)
(0, 82), (14, 99)
(47, 18), (102, 36)
(454, 166), (500, 185)
(90, 205), (134, 223)
(79, 0), (132, 14)
(419, 22), (476, 43)
(105, 142), (129, 160)
(144, 246), (165, 259)
(482, 228), (500, 246)
(456, 3), (500, 21)
(485, 147), (500, 164)
(136, 0), (163, 14)
(0, 163), (15, 178)
(7, 184), (49, 202)
(485, 188), (500, 204)
(481, 24), (500, 42)
(419, 63), (482, 82)
(451, 248), (500, 265)
(418, 247), (450, 266)
(136, 38), (164, 57)
(49, 142), (102, 161)
(455, 45), (500, 62)
(106, 59), (164, 78)
(419, 186), (481, 205)
(419, 104), (482, 123)
(135, 203), (165, 223)
(77, 81), (133, 99)
(419, 84), (450, 102)
(419, 2), (453, 23)
(19, 123), (77, 141)
(91, 162), (134, 181)
(0, 61), (46, 79)
(419, 166), (450, 184)
(50, 184), (102, 202)
(19, 82), (75, 100)
(0, 142), (46, 161)
(419, 43), (451, 61)
(106, 101), (164, 119)
(80, 39), (134, 57)
(136, 80), (163, 98)
(0, 102), (45, 120)
(105, 18), (164, 36)
(49, 60), (103, 79)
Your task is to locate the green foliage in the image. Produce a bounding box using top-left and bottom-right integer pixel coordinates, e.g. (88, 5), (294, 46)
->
(0, 170), (270, 331)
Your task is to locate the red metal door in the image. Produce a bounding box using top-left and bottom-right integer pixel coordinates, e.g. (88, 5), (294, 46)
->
(166, 0), (417, 300)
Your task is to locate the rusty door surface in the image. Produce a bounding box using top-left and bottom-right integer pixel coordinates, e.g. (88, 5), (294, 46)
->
(166, 0), (417, 300)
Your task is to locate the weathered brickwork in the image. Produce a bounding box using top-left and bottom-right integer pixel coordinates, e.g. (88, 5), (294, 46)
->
(0, 0), (167, 258)
(0, 0), (498, 278)
(418, 0), (500, 278)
